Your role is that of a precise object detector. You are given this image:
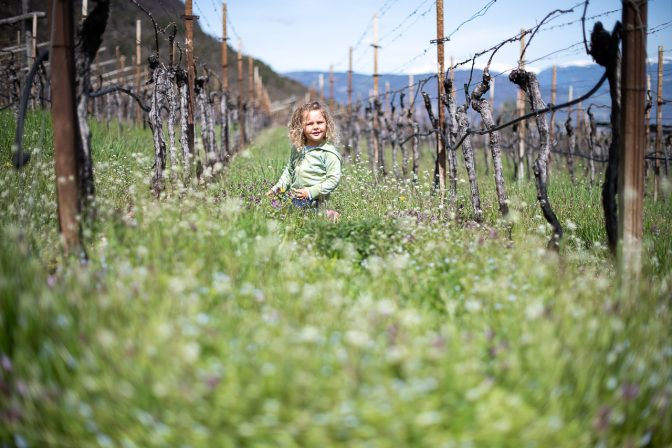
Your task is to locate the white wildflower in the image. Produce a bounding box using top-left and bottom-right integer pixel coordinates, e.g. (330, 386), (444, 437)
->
(465, 299), (482, 313)
(345, 330), (371, 348)
(525, 300), (544, 320)
(182, 342), (201, 363)
(298, 326), (323, 344)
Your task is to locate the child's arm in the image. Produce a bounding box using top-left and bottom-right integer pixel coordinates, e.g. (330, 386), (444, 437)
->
(307, 152), (342, 200)
(268, 149), (296, 195)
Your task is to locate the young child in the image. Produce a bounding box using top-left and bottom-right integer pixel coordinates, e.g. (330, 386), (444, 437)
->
(266, 101), (342, 221)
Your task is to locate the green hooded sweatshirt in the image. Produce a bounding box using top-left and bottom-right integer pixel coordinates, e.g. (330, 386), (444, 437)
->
(272, 142), (343, 201)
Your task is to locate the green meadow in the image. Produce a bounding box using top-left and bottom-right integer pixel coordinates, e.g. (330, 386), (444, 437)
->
(1, 112), (671, 447)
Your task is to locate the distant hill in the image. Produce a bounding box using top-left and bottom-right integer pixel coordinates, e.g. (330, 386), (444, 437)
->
(0, 0), (306, 102)
(285, 62), (672, 125)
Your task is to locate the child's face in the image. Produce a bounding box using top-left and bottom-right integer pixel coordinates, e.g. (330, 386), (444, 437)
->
(303, 110), (327, 146)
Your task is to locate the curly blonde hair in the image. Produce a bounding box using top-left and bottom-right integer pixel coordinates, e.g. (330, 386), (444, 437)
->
(287, 101), (339, 149)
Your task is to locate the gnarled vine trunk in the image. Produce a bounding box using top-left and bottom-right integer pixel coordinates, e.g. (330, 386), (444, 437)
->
(456, 104), (483, 222)
(75, 0), (110, 215)
(509, 68), (562, 249)
(589, 21), (622, 254)
(470, 72), (509, 217)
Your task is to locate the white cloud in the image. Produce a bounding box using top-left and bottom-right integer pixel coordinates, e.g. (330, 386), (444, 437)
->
(406, 63), (435, 75)
(555, 59), (595, 68)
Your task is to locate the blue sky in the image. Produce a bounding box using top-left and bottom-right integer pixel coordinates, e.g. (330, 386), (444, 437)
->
(192, 0), (672, 75)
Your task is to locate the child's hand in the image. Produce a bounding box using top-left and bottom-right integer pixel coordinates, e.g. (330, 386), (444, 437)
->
(292, 188), (310, 200)
(265, 188), (276, 197)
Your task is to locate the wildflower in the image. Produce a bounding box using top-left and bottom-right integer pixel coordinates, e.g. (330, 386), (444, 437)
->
(621, 383), (639, 401)
(345, 330), (371, 348)
(465, 299), (482, 313)
(298, 326), (323, 344)
(525, 300), (544, 319)
(182, 342), (201, 362)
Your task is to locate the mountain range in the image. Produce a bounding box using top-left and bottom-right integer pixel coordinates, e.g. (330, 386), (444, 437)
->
(285, 63), (672, 125)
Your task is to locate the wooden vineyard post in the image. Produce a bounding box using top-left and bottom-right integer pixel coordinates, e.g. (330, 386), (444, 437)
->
(221, 1), (228, 92)
(372, 13), (380, 178)
(184, 0), (198, 156)
(549, 64), (557, 174)
(656, 46), (668, 184)
(618, 0), (647, 278)
(566, 85), (576, 183)
(448, 59), (458, 199)
(348, 47), (353, 115)
(408, 74), (414, 109)
(30, 12), (37, 109)
(51, 0), (81, 253)
(117, 51), (126, 128)
(254, 66), (260, 105)
(654, 46), (664, 199)
(16, 31), (22, 78)
(646, 74), (652, 149)
(516, 30), (526, 181)
(248, 56), (254, 105)
(237, 39), (246, 147)
(135, 19), (141, 124)
(221, 0), (230, 158)
(435, 0), (446, 197)
(577, 100), (584, 160)
(31, 12), (37, 60)
(247, 55), (254, 137)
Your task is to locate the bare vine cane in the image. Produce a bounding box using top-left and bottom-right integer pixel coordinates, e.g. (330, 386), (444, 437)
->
(89, 85), (150, 113)
(469, 70), (509, 217)
(127, 0), (161, 56)
(114, 82), (123, 131)
(105, 88), (113, 129)
(509, 68), (562, 249)
(12, 49), (49, 169)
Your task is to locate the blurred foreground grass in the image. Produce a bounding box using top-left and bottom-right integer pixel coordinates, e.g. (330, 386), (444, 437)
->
(1, 112), (671, 447)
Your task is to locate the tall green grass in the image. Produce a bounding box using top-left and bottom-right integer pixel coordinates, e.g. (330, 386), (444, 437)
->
(1, 111), (670, 447)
